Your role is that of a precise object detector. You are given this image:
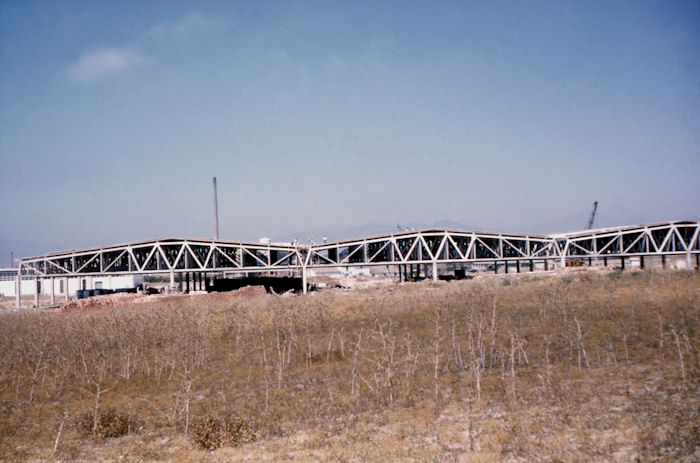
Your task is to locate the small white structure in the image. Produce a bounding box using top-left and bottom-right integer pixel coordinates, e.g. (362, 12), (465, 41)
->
(0, 268), (142, 298)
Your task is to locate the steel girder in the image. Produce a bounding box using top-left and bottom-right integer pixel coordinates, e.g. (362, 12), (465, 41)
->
(19, 239), (306, 277)
(306, 230), (553, 267)
(551, 220), (700, 259)
(16, 221), (700, 278)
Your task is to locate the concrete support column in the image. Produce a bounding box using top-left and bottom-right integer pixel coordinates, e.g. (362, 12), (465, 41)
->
(530, 260), (534, 272)
(64, 277), (69, 301)
(603, 256), (608, 267)
(661, 255), (666, 269)
(50, 277), (55, 305)
(686, 252), (692, 270)
(544, 259), (549, 271)
(516, 260), (520, 273)
(185, 272), (190, 293)
(494, 262), (498, 274)
(640, 256), (645, 269)
(620, 257), (625, 270)
(34, 278), (39, 307)
(505, 261), (509, 274)
(302, 266), (308, 294)
(432, 261), (438, 281)
(169, 270), (175, 292)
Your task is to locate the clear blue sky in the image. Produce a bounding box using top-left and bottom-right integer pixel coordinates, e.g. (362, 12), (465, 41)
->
(1, 0), (699, 260)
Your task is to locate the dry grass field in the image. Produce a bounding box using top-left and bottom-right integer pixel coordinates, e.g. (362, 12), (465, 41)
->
(0, 269), (698, 462)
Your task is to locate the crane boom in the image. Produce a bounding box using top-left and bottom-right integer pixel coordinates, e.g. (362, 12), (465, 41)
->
(587, 201), (598, 230)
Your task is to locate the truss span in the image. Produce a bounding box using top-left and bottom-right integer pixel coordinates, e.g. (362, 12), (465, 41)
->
(17, 220), (698, 280)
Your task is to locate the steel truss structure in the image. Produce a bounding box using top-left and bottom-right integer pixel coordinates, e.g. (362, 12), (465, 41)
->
(15, 220), (700, 305)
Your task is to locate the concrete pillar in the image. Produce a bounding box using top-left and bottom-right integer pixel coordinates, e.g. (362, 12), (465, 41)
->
(661, 255), (666, 269)
(432, 261), (438, 281)
(516, 260), (520, 273)
(169, 270), (175, 292)
(50, 277), (55, 305)
(603, 256), (608, 267)
(544, 259), (549, 271)
(302, 266), (308, 294)
(529, 260), (534, 272)
(34, 278), (39, 308)
(505, 261), (509, 274)
(185, 272), (190, 293)
(64, 277), (69, 301)
(620, 257), (625, 270)
(686, 252), (692, 270)
(640, 256), (645, 269)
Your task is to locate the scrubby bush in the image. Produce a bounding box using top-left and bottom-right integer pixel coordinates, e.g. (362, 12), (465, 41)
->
(191, 412), (257, 450)
(75, 407), (135, 439)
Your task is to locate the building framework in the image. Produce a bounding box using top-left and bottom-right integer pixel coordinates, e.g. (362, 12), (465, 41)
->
(14, 220), (700, 307)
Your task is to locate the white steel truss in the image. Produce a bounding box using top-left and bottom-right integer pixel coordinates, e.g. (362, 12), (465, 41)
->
(15, 220), (700, 281)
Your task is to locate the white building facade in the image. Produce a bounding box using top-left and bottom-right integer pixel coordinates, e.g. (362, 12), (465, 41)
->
(0, 269), (142, 298)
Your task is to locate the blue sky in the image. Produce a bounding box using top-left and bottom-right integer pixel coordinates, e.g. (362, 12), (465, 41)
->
(1, 0), (699, 260)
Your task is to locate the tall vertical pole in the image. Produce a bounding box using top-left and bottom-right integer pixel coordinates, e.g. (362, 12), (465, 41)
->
(50, 277), (55, 305)
(432, 261), (438, 281)
(212, 177), (219, 241)
(34, 278), (39, 307)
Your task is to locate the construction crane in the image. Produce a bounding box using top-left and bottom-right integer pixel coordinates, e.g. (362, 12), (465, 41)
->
(587, 201), (598, 230)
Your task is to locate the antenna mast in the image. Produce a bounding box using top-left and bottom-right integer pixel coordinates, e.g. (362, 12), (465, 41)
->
(212, 177), (219, 240)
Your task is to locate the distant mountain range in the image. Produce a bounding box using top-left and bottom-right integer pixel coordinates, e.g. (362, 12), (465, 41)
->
(277, 219), (485, 244)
